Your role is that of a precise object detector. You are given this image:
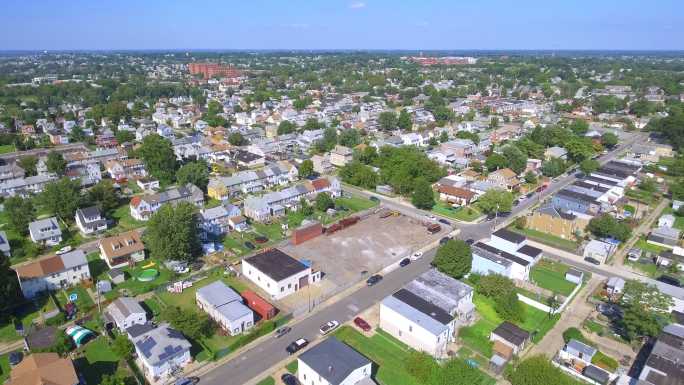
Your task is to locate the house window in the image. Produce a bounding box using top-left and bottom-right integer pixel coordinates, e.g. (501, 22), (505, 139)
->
(288, 283), (291, 289)
(281, 287), (284, 292)
(409, 325), (413, 332)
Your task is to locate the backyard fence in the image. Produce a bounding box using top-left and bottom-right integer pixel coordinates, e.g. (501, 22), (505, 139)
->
(517, 279), (583, 315)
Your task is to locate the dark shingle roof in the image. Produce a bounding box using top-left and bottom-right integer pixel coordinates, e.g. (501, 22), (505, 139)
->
(244, 248), (308, 281)
(493, 228), (525, 244)
(298, 337), (370, 385)
(492, 321), (530, 347)
(392, 288), (453, 325)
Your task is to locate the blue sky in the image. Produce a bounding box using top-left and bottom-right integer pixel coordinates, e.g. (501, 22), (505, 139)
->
(1, 0), (682, 50)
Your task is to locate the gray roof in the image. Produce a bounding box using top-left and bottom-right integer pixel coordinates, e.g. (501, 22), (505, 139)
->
(405, 268), (472, 314)
(382, 293), (451, 336)
(566, 339), (597, 359)
(196, 281), (242, 308)
(60, 249), (87, 269)
(583, 365), (611, 384)
(298, 337), (371, 385)
(28, 217), (62, 240)
(107, 297), (146, 322)
(200, 206), (230, 221)
(132, 323), (191, 367)
(216, 300), (253, 322)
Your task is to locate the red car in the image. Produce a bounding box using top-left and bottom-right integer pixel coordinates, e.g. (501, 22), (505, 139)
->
(353, 317), (371, 332)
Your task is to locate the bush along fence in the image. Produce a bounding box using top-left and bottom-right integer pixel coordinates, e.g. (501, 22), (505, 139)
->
(213, 314), (292, 359)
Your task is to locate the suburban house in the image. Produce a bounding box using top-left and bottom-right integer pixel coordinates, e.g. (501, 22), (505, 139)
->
(99, 230), (145, 269)
(557, 339), (613, 384)
(638, 324), (684, 384)
(0, 174), (58, 197)
(659, 214), (676, 229)
(196, 281), (254, 335)
(606, 277), (625, 297)
(486, 168), (521, 191)
(526, 204), (591, 240)
(470, 229), (542, 281)
(127, 323), (192, 382)
(244, 177), (341, 222)
(242, 248), (320, 300)
(0, 230), (11, 257)
(648, 227), (681, 249)
(198, 204), (240, 240)
(552, 189), (601, 216)
(583, 240), (616, 264)
(330, 145), (353, 167)
(15, 250), (91, 299)
(311, 154), (333, 174)
(228, 215), (249, 232)
(105, 159), (147, 182)
(656, 249), (684, 270)
(436, 185), (477, 207)
(297, 337), (375, 385)
(489, 321), (530, 372)
(8, 353), (79, 385)
(545, 146), (568, 160)
(380, 269), (474, 357)
(207, 163), (297, 201)
(28, 217), (62, 246)
(105, 297), (147, 332)
(75, 206), (107, 235)
(130, 183), (204, 221)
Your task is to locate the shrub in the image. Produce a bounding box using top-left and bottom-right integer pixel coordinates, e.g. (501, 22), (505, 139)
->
(562, 327), (586, 344)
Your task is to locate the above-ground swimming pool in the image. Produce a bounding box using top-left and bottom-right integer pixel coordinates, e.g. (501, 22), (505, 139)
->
(137, 268), (159, 282)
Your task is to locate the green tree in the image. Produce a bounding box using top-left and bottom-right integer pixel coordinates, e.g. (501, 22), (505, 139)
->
(489, 117), (500, 129)
(579, 159), (600, 175)
(111, 334), (134, 358)
(485, 153), (508, 171)
(115, 130), (135, 144)
(621, 280), (673, 315)
(88, 180), (119, 216)
(433, 239), (472, 279)
(69, 126), (86, 143)
(46, 151), (67, 175)
(601, 132), (618, 148)
(144, 202), (201, 262)
(314, 127), (338, 153)
(477, 274), (516, 298)
(565, 137), (595, 162)
(338, 129), (361, 148)
(478, 189), (514, 214)
(160, 306), (214, 341)
(299, 159), (314, 179)
(541, 157), (566, 177)
(303, 118), (322, 131)
(277, 120), (297, 135)
(411, 178), (435, 209)
(587, 214), (632, 242)
(38, 178), (82, 221)
(4, 196), (35, 235)
(508, 356), (582, 385)
(397, 109), (412, 130)
(18, 155), (38, 176)
(378, 111), (398, 131)
(502, 145), (527, 174)
(439, 131), (449, 143)
(568, 119), (589, 135)
(228, 132), (248, 146)
(0, 256), (20, 314)
(176, 161), (209, 192)
(339, 161), (378, 189)
(524, 171), (537, 184)
(639, 177), (657, 193)
(315, 192), (335, 212)
(139, 134), (177, 183)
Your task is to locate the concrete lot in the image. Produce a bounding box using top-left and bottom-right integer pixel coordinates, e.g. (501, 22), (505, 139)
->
(282, 212), (446, 287)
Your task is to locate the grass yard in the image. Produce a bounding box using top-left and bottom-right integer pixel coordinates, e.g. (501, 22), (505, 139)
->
(626, 188), (658, 205)
(109, 204), (145, 233)
(57, 286), (94, 311)
(432, 202), (482, 222)
(335, 196), (378, 212)
(256, 377), (275, 385)
(0, 354), (10, 383)
(0, 144), (16, 154)
(530, 259), (578, 296)
(510, 227), (579, 252)
(0, 298), (50, 342)
(157, 270), (249, 311)
(285, 360), (298, 374)
(635, 237), (668, 256)
(75, 337), (122, 385)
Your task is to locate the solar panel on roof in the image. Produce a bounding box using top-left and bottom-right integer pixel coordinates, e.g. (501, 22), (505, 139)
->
(137, 337), (157, 358)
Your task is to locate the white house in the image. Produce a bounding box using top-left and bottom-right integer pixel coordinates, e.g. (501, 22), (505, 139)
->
(583, 239), (616, 264)
(75, 206), (107, 235)
(105, 297), (147, 332)
(28, 217), (62, 246)
(196, 281), (253, 336)
(130, 183), (204, 221)
(658, 214), (676, 229)
(15, 250), (91, 299)
(127, 323), (192, 382)
(242, 248), (320, 300)
(379, 269), (474, 357)
(298, 337), (375, 385)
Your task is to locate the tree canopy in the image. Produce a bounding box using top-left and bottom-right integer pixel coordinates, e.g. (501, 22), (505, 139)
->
(144, 202), (201, 262)
(176, 161), (210, 192)
(433, 239), (472, 279)
(139, 134), (177, 183)
(586, 214), (632, 242)
(478, 189), (514, 214)
(411, 178), (435, 209)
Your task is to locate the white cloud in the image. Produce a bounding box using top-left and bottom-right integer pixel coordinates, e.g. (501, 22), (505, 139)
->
(349, 1), (366, 9)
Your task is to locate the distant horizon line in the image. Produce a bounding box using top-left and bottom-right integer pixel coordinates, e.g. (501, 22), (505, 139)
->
(1, 48), (684, 54)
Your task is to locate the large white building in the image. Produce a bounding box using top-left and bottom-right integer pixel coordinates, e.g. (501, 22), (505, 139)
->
(15, 250), (90, 299)
(298, 337), (375, 385)
(380, 269), (474, 357)
(242, 248), (320, 300)
(196, 281), (253, 336)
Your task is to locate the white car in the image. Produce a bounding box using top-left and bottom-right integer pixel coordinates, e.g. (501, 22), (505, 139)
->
(56, 246), (73, 255)
(319, 320), (340, 335)
(410, 251), (423, 261)
(425, 215), (436, 221)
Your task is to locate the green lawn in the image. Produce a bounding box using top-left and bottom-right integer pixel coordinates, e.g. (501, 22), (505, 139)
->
(432, 202), (482, 222)
(285, 360), (298, 374)
(57, 286), (94, 312)
(510, 226), (579, 252)
(335, 196), (378, 212)
(256, 377), (275, 385)
(635, 237), (668, 255)
(0, 145), (16, 154)
(0, 295), (58, 342)
(75, 337), (121, 385)
(108, 204), (145, 234)
(0, 353), (10, 383)
(157, 270), (248, 311)
(530, 259), (578, 296)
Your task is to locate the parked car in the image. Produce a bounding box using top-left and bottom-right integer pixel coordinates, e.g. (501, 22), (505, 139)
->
(427, 224), (441, 234)
(56, 246), (73, 255)
(319, 320), (340, 335)
(597, 303), (623, 319)
(366, 274), (383, 286)
(399, 258), (411, 267)
(657, 275), (682, 287)
(254, 236), (268, 244)
(354, 317), (371, 332)
(370, 196), (380, 202)
(465, 239), (475, 245)
(281, 373), (299, 385)
(425, 214), (436, 221)
(274, 326), (291, 338)
(584, 257), (600, 265)
(438, 218), (451, 225)
(244, 241), (256, 250)
(7, 351), (22, 366)
(439, 236), (450, 245)
(174, 377), (199, 385)
(410, 251), (423, 260)
(286, 338), (309, 354)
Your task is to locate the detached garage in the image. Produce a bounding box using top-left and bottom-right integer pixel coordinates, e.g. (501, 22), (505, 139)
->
(242, 248), (319, 300)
